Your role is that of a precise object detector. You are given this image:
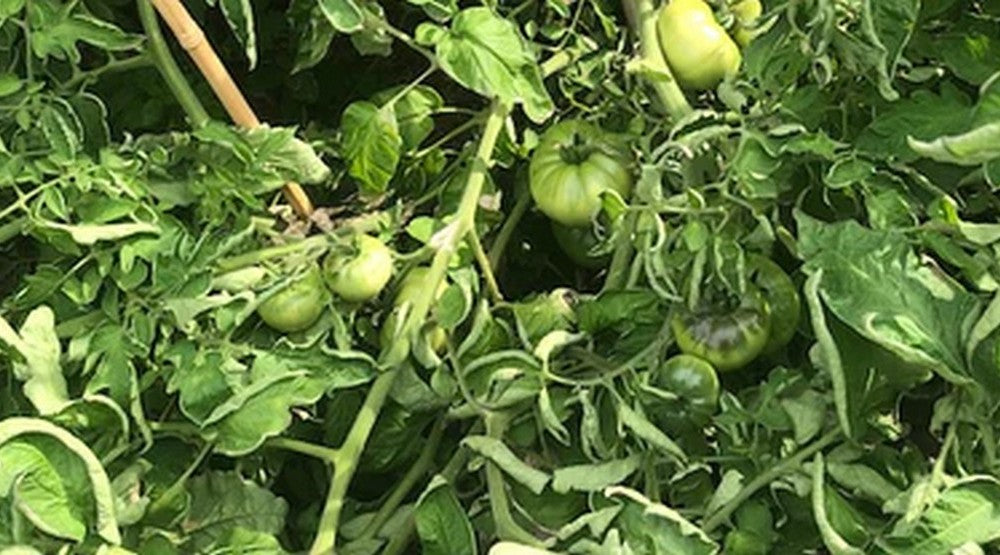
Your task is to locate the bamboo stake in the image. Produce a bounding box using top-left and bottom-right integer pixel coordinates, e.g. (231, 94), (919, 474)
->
(147, 0), (314, 218)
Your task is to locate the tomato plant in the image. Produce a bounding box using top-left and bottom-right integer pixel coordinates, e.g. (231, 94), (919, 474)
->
(2, 0), (1000, 554)
(529, 120), (633, 227)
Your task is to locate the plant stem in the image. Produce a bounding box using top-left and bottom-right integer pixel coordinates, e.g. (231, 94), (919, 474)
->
(137, 0), (210, 127)
(487, 190), (531, 271)
(0, 217), (26, 245)
(265, 437), (339, 461)
(602, 211), (638, 292)
(310, 371), (397, 554)
(484, 413), (541, 545)
(629, 0), (692, 119)
(702, 427), (842, 533)
(215, 235), (328, 272)
(63, 53), (153, 89)
(468, 228), (503, 302)
(309, 99), (511, 555)
(359, 420), (446, 540)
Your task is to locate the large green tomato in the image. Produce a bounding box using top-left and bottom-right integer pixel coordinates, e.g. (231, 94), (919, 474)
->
(529, 120), (633, 228)
(653, 354), (720, 415)
(323, 234), (393, 302)
(551, 222), (609, 269)
(747, 254), (799, 353)
(658, 0), (742, 90)
(257, 265), (326, 333)
(671, 290), (771, 371)
(731, 0), (762, 47)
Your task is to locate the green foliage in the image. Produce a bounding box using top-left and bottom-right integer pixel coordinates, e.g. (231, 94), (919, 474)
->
(4, 0), (1000, 554)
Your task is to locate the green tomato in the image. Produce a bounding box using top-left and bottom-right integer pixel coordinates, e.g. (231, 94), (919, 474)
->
(731, 0), (762, 47)
(551, 222), (609, 269)
(653, 354), (720, 415)
(658, 0), (742, 90)
(671, 291), (771, 371)
(323, 234), (393, 302)
(529, 120), (633, 228)
(257, 265), (326, 333)
(747, 255), (800, 353)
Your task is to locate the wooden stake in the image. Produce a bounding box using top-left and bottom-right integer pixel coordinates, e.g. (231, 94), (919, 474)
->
(148, 0), (314, 218)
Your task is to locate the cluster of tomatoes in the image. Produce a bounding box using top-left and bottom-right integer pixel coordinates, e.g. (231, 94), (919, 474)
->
(260, 0), (784, 422)
(255, 234), (450, 353)
(526, 0), (794, 420)
(255, 234), (394, 331)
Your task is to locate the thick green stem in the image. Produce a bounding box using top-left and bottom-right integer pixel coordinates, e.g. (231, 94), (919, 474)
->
(359, 420), (445, 540)
(702, 427), (841, 533)
(310, 371), (397, 554)
(383, 100), (509, 368)
(309, 100), (510, 555)
(137, 0), (210, 127)
(631, 0), (692, 119)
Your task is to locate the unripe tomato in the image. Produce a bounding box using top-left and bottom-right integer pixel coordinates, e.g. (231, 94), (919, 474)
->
(732, 0), (762, 47)
(551, 222), (609, 269)
(257, 265), (326, 333)
(529, 120), (633, 228)
(381, 267), (448, 353)
(653, 354), (720, 415)
(658, 0), (742, 90)
(323, 234), (393, 302)
(671, 290), (771, 371)
(747, 255), (799, 354)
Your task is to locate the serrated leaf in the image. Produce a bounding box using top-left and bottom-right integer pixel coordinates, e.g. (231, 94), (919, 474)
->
(422, 7), (553, 123)
(341, 101), (402, 195)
